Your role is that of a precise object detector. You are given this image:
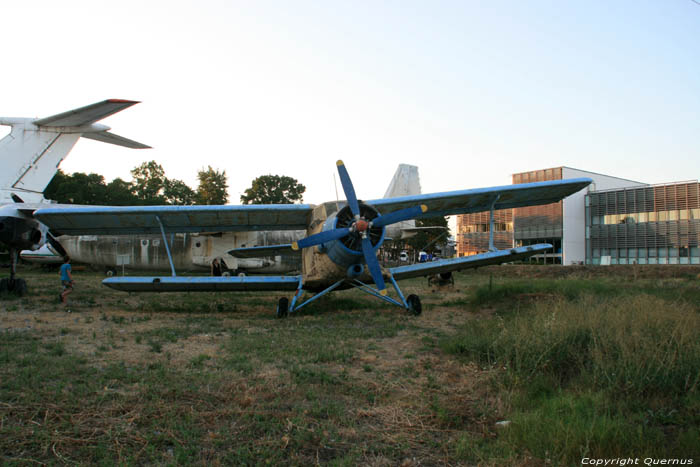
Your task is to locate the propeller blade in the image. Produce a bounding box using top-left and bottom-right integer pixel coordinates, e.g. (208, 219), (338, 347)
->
(291, 227), (351, 251)
(361, 236), (386, 295)
(336, 160), (360, 217)
(371, 205), (428, 228)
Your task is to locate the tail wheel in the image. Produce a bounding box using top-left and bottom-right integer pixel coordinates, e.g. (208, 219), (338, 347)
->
(406, 294), (422, 316)
(276, 297), (289, 319)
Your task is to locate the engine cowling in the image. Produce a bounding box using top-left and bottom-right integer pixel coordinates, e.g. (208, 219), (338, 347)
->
(0, 210), (48, 251)
(320, 202), (385, 269)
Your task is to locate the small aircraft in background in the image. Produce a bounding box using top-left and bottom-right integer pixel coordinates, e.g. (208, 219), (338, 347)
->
(36, 161), (591, 316)
(0, 99), (149, 294)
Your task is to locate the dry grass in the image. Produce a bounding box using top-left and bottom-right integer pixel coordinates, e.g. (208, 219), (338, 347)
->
(1, 265), (699, 465)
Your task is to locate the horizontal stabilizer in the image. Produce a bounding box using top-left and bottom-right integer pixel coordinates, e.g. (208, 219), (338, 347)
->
(103, 275), (302, 293)
(389, 244), (552, 281)
(34, 99), (140, 127)
(82, 131), (151, 149)
(229, 244), (300, 258)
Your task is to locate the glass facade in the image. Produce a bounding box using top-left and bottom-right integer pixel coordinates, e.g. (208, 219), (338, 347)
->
(586, 182), (700, 265)
(456, 209), (513, 256)
(456, 167), (564, 263)
(512, 168), (563, 264)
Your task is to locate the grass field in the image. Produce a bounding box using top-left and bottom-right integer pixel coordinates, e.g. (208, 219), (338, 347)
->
(1, 265), (699, 465)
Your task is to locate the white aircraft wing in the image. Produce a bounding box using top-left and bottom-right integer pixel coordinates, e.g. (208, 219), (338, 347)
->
(33, 99), (141, 127)
(366, 178), (592, 218)
(34, 204), (314, 236)
(389, 244), (552, 281)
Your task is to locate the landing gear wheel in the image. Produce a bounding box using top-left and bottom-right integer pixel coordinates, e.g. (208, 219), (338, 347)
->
(106, 268), (116, 277)
(0, 278), (8, 295)
(406, 294), (422, 316)
(276, 297), (289, 319)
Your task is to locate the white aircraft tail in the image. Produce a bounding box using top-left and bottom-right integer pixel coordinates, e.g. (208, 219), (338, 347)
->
(0, 99), (149, 203)
(383, 164), (421, 199)
(383, 164), (422, 238)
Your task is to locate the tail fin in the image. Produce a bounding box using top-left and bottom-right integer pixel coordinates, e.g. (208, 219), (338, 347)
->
(383, 164), (421, 199)
(0, 99), (149, 202)
(383, 164), (421, 238)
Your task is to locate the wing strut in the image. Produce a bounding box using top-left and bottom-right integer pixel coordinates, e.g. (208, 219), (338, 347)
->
(488, 195), (501, 252)
(156, 215), (177, 277)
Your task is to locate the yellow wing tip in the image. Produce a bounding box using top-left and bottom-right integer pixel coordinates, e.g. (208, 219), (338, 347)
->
(421, 204), (428, 213)
(336, 160), (344, 166)
(291, 242), (299, 251)
(379, 289), (388, 296)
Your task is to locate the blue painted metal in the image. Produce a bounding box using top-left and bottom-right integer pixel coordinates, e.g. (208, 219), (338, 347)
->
(295, 227), (350, 250)
(390, 244), (553, 281)
(371, 205), (426, 228)
(288, 276), (304, 312)
(34, 203), (314, 236)
(102, 275), (302, 292)
(366, 178), (592, 219)
(388, 273), (408, 308)
(336, 161), (360, 217)
(349, 279), (404, 307)
(289, 279), (345, 312)
(362, 236), (386, 292)
(323, 213), (386, 266)
(346, 263), (365, 279)
(156, 215), (176, 277)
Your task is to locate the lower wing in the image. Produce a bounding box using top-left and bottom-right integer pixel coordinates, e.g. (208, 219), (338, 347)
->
(389, 244), (551, 281)
(103, 275), (301, 292)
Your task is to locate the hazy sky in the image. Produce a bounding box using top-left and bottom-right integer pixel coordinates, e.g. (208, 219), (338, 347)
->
(3, 0), (699, 205)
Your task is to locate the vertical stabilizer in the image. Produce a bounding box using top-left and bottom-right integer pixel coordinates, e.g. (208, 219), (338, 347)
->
(383, 164), (421, 237)
(0, 99), (149, 204)
(0, 121), (80, 202)
(383, 164), (421, 199)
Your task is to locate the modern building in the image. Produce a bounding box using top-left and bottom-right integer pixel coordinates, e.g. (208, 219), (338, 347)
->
(457, 167), (645, 264)
(586, 181), (700, 265)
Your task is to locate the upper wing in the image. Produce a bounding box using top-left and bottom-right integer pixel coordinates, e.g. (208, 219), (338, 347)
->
(389, 244), (551, 281)
(34, 99), (141, 127)
(367, 178), (592, 218)
(103, 275), (302, 293)
(34, 204), (314, 235)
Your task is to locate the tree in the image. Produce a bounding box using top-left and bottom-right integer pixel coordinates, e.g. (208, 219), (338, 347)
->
(44, 170), (108, 204)
(104, 178), (141, 205)
(240, 174), (306, 205)
(164, 178), (197, 205)
(404, 216), (451, 254)
(130, 160), (166, 204)
(196, 166), (229, 205)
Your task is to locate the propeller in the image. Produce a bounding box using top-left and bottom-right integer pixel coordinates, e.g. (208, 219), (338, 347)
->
(293, 160), (429, 296)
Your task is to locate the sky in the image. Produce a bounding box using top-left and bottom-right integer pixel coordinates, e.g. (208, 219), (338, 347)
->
(2, 0), (699, 207)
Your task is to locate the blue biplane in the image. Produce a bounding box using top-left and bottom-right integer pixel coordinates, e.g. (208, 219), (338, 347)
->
(35, 161), (591, 317)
